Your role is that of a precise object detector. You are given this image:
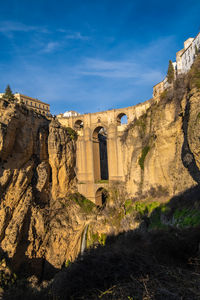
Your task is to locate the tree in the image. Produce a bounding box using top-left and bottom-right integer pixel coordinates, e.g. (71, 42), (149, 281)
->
(3, 85), (16, 101)
(167, 60), (175, 84)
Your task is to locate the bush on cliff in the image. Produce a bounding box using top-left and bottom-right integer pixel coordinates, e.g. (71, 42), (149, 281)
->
(69, 193), (96, 214)
(3, 85), (16, 102)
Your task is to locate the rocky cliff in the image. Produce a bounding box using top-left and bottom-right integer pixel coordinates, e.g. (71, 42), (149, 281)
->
(0, 56), (200, 286)
(0, 100), (80, 276)
(122, 86), (200, 200)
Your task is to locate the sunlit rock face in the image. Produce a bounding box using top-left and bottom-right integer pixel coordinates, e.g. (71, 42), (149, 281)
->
(122, 89), (200, 199)
(0, 80), (200, 280)
(0, 99), (78, 276)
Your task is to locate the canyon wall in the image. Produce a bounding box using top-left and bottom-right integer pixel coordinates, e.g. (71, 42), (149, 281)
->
(0, 61), (200, 280)
(0, 99), (80, 276)
(122, 88), (200, 200)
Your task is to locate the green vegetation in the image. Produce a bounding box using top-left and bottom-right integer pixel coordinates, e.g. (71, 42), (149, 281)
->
(124, 199), (161, 219)
(134, 201), (160, 218)
(65, 127), (77, 140)
(3, 85), (16, 102)
(135, 113), (147, 138)
(65, 260), (72, 268)
(120, 112), (148, 143)
(138, 145), (150, 170)
(149, 207), (169, 230)
(188, 53), (200, 89)
(95, 179), (109, 184)
(69, 193), (96, 214)
(87, 231), (107, 248)
(124, 199), (135, 215)
(167, 60), (175, 84)
(196, 112), (200, 120)
(173, 209), (200, 228)
(148, 203), (200, 230)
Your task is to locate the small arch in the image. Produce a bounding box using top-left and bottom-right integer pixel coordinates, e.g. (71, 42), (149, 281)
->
(74, 119), (84, 129)
(117, 113), (128, 125)
(95, 188), (108, 206)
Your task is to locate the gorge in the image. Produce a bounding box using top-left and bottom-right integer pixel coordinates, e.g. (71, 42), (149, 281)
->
(1, 55), (200, 299)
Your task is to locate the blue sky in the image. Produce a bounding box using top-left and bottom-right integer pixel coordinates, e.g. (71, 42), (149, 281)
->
(0, 0), (200, 115)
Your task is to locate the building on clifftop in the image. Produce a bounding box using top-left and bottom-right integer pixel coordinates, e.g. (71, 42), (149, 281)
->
(153, 31), (200, 99)
(0, 93), (50, 116)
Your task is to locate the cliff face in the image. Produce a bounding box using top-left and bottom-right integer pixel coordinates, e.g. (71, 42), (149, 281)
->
(122, 88), (200, 200)
(0, 65), (200, 282)
(0, 99), (78, 276)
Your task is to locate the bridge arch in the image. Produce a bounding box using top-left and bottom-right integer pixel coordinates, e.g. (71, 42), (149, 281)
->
(74, 119), (84, 129)
(95, 187), (108, 206)
(117, 113), (128, 125)
(93, 126), (108, 181)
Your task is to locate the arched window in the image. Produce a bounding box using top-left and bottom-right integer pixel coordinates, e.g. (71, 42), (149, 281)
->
(117, 113), (128, 125)
(74, 120), (84, 129)
(95, 188), (108, 206)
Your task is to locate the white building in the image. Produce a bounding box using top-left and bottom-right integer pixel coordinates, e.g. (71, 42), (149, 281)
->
(63, 110), (80, 117)
(153, 31), (200, 98)
(177, 32), (200, 74)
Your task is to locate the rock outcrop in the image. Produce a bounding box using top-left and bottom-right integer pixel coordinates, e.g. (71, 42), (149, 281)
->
(122, 88), (200, 199)
(0, 100), (78, 276)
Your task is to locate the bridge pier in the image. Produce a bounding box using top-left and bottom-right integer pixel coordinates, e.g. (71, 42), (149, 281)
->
(57, 99), (153, 204)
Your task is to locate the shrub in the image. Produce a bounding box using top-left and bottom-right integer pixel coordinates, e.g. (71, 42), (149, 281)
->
(124, 199), (135, 215)
(167, 60), (175, 84)
(69, 193), (96, 214)
(173, 209), (200, 228)
(65, 127), (77, 140)
(133, 201), (160, 219)
(138, 146), (150, 170)
(87, 231), (107, 247)
(188, 53), (200, 89)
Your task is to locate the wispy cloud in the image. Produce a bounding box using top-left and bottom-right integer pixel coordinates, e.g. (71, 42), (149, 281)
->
(0, 33), (170, 114)
(41, 41), (61, 53)
(77, 58), (163, 81)
(0, 21), (48, 36)
(65, 32), (89, 40)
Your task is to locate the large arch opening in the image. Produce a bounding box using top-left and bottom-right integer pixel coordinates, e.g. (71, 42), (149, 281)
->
(93, 126), (108, 181)
(95, 188), (108, 206)
(74, 119), (84, 130)
(117, 113), (128, 125)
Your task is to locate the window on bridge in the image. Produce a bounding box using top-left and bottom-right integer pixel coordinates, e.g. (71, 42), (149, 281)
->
(95, 187), (108, 206)
(74, 120), (84, 129)
(93, 126), (108, 181)
(117, 113), (128, 125)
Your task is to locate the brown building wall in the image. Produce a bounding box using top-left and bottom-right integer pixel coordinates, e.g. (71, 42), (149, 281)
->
(15, 94), (50, 116)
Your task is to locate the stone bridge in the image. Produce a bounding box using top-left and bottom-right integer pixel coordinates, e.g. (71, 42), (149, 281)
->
(57, 99), (153, 205)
